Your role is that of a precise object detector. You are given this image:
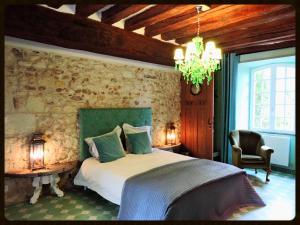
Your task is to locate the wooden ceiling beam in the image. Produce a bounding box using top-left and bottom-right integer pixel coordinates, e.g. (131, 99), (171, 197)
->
(216, 22), (295, 46)
(5, 5), (177, 66)
(233, 40), (295, 54)
(101, 4), (149, 24)
(145, 8), (197, 37)
(124, 4), (196, 31)
(162, 4), (292, 41)
(75, 4), (107, 17)
(220, 32), (295, 52)
(144, 4), (220, 37)
(176, 12), (295, 45)
(176, 9), (295, 44)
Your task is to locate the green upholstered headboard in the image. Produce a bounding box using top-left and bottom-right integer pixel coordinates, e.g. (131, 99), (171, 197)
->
(79, 108), (152, 161)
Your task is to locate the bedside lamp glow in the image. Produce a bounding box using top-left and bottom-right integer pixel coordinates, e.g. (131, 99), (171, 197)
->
(166, 122), (176, 145)
(30, 133), (45, 170)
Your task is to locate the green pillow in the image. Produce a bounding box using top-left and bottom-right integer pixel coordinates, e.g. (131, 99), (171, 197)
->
(126, 132), (152, 154)
(93, 132), (125, 163)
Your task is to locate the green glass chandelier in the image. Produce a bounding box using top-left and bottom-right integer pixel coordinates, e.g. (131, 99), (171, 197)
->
(174, 5), (222, 88)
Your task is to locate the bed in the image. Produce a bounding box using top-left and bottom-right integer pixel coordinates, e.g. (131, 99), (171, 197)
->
(74, 108), (265, 220)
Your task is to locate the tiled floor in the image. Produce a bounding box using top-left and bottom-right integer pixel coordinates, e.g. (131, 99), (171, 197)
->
(5, 168), (295, 221)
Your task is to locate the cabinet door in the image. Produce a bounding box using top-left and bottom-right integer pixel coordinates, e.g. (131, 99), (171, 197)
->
(180, 77), (214, 159)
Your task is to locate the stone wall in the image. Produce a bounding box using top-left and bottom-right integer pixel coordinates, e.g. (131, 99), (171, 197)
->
(4, 43), (181, 206)
(5, 44), (181, 171)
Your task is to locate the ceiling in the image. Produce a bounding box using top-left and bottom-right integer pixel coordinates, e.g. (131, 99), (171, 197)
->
(42, 4), (295, 54)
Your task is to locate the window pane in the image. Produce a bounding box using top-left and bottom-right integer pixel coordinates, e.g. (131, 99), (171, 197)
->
(276, 67), (285, 78)
(261, 106), (270, 118)
(275, 105), (284, 117)
(285, 105), (294, 118)
(262, 68), (271, 79)
(255, 94), (262, 105)
(286, 67), (295, 78)
(285, 119), (294, 131)
(275, 117), (285, 130)
(255, 105), (262, 115)
(285, 92), (295, 105)
(262, 80), (270, 92)
(262, 93), (270, 104)
(286, 79), (295, 91)
(275, 92), (285, 105)
(276, 79), (285, 91)
(254, 117), (261, 128)
(261, 119), (269, 129)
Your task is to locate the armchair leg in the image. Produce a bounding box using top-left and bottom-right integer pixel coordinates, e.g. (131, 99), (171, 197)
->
(266, 169), (271, 182)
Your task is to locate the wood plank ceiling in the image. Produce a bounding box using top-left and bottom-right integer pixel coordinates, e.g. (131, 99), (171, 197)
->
(63, 4), (295, 54)
(5, 4), (295, 66)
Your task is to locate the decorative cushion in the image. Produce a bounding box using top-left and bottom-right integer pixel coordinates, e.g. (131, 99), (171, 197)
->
(126, 132), (152, 154)
(93, 132), (126, 163)
(85, 126), (122, 158)
(122, 123), (152, 152)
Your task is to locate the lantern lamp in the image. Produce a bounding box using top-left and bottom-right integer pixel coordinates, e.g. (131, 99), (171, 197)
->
(166, 122), (176, 145)
(30, 132), (45, 170)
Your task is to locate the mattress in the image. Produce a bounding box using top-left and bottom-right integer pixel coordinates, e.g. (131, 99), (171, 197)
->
(73, 148), (193, 205)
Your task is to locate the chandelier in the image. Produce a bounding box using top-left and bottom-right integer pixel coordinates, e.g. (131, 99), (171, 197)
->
(174, 5), (222, 88)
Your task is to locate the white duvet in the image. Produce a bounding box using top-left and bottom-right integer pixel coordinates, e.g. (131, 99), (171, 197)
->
(74, 148), (193, 205)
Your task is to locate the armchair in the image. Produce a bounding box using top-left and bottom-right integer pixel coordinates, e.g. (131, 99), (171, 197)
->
(229, 130), (274, 182)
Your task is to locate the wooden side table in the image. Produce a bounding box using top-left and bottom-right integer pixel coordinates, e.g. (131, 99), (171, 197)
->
(154, 143), (182, 153)
(5, 161), (76, 204)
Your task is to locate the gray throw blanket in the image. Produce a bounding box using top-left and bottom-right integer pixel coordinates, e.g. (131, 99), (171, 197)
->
(118, 159), (265, 220)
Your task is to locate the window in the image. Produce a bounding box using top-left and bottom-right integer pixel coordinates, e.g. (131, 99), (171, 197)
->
(250, 64), (295, 134)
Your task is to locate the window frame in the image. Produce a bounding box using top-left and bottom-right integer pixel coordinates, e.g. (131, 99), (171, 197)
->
(249, 63), (295, 135)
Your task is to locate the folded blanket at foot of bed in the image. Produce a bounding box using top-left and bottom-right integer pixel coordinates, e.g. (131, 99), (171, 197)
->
(118, 159), (265, 220)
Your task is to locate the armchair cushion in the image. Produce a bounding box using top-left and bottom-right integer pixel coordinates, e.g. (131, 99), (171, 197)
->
(241, 154), (265, 164)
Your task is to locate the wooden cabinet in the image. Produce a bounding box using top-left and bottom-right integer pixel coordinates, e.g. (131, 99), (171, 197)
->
(180, 77), (214, 159)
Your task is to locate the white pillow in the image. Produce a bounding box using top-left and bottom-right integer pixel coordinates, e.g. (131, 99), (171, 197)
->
(122, 123), (152, 152)
(85, 126), (122, 159)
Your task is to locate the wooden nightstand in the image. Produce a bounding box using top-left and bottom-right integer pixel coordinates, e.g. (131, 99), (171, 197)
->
(154, 143), (182, 153)
(5, 161), (76, 204)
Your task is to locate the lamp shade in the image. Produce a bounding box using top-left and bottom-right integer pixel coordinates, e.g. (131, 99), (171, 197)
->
(205, 41), (216, 52)
(213, 48), (222, 60)
(185, 42), (196, 61)
(174, 48), (184, 60)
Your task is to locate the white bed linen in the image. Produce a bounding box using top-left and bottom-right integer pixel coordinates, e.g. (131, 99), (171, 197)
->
(74, 148), (193, 205)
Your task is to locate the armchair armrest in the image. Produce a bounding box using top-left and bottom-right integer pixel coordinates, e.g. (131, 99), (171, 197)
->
(232, 145), (242, 167)
(259, 145), (274, 161)
(232, 145), (242, 154)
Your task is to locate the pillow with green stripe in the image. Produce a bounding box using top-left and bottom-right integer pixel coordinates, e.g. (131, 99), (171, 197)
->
(126, 132), (152, 154)
(93, 132), (125, 163)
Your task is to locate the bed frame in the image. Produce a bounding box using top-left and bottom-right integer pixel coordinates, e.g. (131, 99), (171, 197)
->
(78, 108), (152, 161)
